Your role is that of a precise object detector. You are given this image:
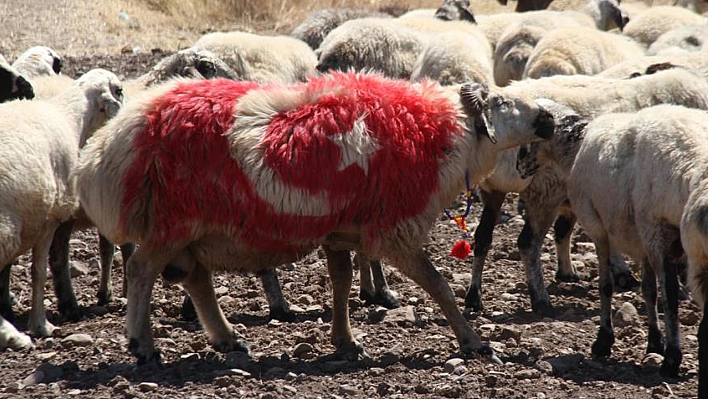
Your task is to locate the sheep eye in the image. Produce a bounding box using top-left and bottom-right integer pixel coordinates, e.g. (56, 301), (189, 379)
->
(114, 87), (123, 99)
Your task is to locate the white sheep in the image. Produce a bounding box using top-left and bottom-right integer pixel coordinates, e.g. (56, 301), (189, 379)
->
(400, 0), (476, 21)
(0, 54), (34, 103)
(560, 104), (708, 379)
(411, 30), (493, 85)
(291, 8), (393, 50)
(622, 5), (707, 48)
(0, 69), (123, 350)
(464, 68), (708, 314)
(193, 31), (317, 84)
(647, 24), (708, 55)
(11, 46), (62, 79)
(599, 51), (708, 78)
(523, 27), (644, 79)
(74, 72), (555, 365)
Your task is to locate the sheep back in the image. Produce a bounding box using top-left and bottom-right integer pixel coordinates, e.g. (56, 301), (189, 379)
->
(622, 6), (707, 48)
(291, 8), (392, 50)
(411, 30), (493, 85)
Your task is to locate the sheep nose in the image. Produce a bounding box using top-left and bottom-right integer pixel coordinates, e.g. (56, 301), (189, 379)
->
(316, 62), (330, 73)
(52, 57), (63, 74)
(532, 107), (554, 140)
(15, 76), (35, 100)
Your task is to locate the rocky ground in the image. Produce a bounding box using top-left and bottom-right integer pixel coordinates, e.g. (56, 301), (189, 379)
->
(0, 0), (704, 398)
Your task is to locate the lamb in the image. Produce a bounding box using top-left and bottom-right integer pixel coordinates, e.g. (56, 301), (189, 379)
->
(411, 30), (493, 85)
(193, 32), (317, 84)
(11, 46), (62, 79)
(464, 68), (708, 314)
(647, 24), (708, 55)
(291, 8), (393, 50)
(74, 72), (555, 364)
(523, 27), (644, 79)
(622, 6), (706, 48)
(0, 69), (123, 350)
(0, 54), (34, 103)
(599, 51), (708, 78)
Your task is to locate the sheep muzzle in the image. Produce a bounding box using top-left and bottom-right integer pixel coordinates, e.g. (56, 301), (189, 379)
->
(532, 107), (554, 140)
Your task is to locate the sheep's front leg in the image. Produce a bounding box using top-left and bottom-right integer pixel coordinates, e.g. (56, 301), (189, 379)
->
(98, 234), (115, 305)
(591, 238), (615, 358)
(126, 246), (178, 365)
(355, 254), (400, 309)
(699, 298), (708, 399)
(396, 249), (499, 362)
(323, 245), (364, 360)
(119, 243), (135, 297)
(49, 219), (82, 321)
(641, 261), (664, 355)
(180, 260), (249, 355)
(257, 268), (295, 321)
(0, 265), (14, 320)
(465, 189), (506, 313)
(553, 206), (580, 282)
(28, 224), (58, 338)
(0, 264), (32, 350)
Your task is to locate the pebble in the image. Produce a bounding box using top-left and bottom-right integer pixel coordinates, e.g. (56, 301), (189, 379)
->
(69, 261), (89, 277)
(514, 369), (541, 380)
(61, 333), (94, 347)
(643, 353), (664, 368)
(613, 302), (638, 328)
(225, 351), (250, 369)
(138, 382), (158, 392)
(680, 310), (700, 326)
(368, 306), (388, 323)
(339, 384), (358, 396)
(444, 358), (465, 373)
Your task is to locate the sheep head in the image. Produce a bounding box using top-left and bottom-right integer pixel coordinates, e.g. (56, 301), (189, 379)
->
(434, 0), (476, 23)
(460, 83), (555, 149)
(142, 49), (240, 87)
(596, 0), (628, 31)
(76, 69), (124, 146)
(12, 46), (62, 77)
(0, 55), (34, 102)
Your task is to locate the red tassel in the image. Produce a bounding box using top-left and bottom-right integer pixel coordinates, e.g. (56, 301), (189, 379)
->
(450, 239), (471, 259)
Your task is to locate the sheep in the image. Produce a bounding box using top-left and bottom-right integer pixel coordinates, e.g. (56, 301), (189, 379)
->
(477, 0), (627, 50)
(11, 46), (62, 79)
(411, 30), (493, 86)
(622, 6), (707, 48)
(570, 105), (708, 378)
(74, 72), (555, 364)
(464, 68), (708, 314)
(523, 27), (644, 79)
(291, 8), (393, 50)
(599, 51), (708, 78)
(193, 32), (317, 84)
(400, 0), (477, 22)
(647, 24), (708, 55)
(496, 0), (554, 13)
(0, 69), (123, 350)
(0, 54), (34, 103)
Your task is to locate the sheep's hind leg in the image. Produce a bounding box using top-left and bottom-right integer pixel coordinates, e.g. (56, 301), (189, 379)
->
(355, 254), (400, 309)
(553, 206), (580, 282)
(119, 243), (135, 297)
(323, 245), (366, 360)
(97, 234), (115, 305)
(465, 189), (505, 313)
(659, 254), (682, 377)
(641, 261), (664, 355)
(49, 219), (82, 321)
(591, 238), (615, 358)
(258, 268), (295, 321)
(28, 223), (59, 338)
(179, 259), (249, 355)
(395, 249), (500, 363)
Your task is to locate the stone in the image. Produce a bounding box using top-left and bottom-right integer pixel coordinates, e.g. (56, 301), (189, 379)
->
(613, 302), (639, 328)
(61, 333), (94, 347)
(384, 305), (419, 325)
(225, 351), (250, 369)
(680, 310), (700, 326)
(339, 384), (358, 396)
(138, 382), (158, 392)
(514, 369), (541, 380)
(444, 358), (465, 373)
(643, 353), (664, 368)
(535, 360), (553, 375)
(490, 326), (522, 344)
(69, 261), (89, 277)
(292, 342), (314, 358)
(214, 286), (229, 295)
(368, 306), (388, 323)
(546, 354), (584, 375)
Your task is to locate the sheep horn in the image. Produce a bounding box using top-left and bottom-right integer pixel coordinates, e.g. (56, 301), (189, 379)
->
(460, 83), (496, 144)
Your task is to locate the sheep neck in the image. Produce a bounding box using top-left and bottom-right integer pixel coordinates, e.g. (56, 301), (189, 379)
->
(52, 86), (95, 149)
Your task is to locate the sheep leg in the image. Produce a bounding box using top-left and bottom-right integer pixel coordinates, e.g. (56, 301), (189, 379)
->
(119, 243), (135, 297)
(98, 234), (115, 305)
(0, 264), (32, 350)
(126, 245), (181, 365)
(323, 245), (365, 360)
(355, 254), (400, 309)
(180, 261), (249, 355)
(610, 252), (640, 292)
(465, 189), (506, 313)
(395, 249), (497, 361)
(257, 268), (295, 321)
(591, 238), (615, 358)
(553, 205), (580, 282)
(699, 298), (708, 399)
(28, 223), (58, 338)
(641, 260), (664, 355)
(49, 219), (82, 321)
(0, 265), (13, 320)
(659, 254), (682, 377)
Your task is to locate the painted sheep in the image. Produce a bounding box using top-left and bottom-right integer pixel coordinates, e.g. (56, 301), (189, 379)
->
(75, 72), (555, 364)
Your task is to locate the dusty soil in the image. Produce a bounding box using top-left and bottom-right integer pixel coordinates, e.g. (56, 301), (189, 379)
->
(0, 0), (703, 398)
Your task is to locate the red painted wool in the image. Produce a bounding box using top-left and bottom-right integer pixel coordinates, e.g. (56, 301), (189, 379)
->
(120, 74), (463, 252)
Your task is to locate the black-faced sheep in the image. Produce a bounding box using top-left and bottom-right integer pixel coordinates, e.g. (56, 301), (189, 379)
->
(400, 0), (477, 21)
(465, 68), (708, 315)
(0, 69), (123, 350)
(74, 73), (555, 364)
(0, 54), (34, 103)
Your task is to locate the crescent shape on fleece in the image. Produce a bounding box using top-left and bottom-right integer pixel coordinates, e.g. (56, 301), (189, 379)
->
(120, 73), (463, 252)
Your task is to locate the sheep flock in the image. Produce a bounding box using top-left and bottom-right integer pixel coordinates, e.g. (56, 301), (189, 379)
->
(2, 0), (708, 398)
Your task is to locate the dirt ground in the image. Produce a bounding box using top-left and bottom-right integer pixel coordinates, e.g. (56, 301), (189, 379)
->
(0, 0), (703, 398)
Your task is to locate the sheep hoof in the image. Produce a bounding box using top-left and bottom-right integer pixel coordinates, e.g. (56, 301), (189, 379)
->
(359, 290), (401, 309)
(531, 300), (555, 317)
(613, 271), (640, 292)
(647, 328), (664, 355)
(268, 307), (296, 322)
(180, 295), (198, 322)
(29, 319), (57, 338)
(58, 301), (84, 322)
(477, 345), (503, 365)
(1, 331), (34, 351)
(555, 271), (581, 283)
(213, 333), (251, 356)
(660, 345), (682, 378)
(129, 338), (163, 367)
(97, 289), (113, 306)
(463, 287), (483, 313)
(591, 328), (614, 358)
(334, 341), (369, 361)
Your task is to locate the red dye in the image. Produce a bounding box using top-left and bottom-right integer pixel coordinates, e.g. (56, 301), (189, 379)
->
(120, 74), (463, 252)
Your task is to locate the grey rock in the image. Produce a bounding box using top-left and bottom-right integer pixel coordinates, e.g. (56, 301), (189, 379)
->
(643, 353), (664, 368)
(61, 333), (94, 347)
(613, 302), (638, 328)
(385, 305), (419, 325)
(444, 358), (465, 373)
(514, 369), (541, 380)
(368, 306), (388, 323)
(546, 353), (584, 375)
(339, 384), (358, 396)
(69, 261), (89, 277)
(292, 342), (314, 358)
(535, 360), (553, 375)
(225, 351), (250, 369)
(138, 382), (158, 392)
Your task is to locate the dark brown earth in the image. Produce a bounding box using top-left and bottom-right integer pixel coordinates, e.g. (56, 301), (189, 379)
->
(0, 1), (703, 398)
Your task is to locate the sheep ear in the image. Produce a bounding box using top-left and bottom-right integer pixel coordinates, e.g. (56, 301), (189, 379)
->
(460, 83), (496, 144)
(459, 6), (477, 23)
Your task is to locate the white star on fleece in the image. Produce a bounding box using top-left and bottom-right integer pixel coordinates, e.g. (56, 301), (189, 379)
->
(327, 117), (380, 175)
